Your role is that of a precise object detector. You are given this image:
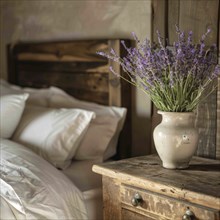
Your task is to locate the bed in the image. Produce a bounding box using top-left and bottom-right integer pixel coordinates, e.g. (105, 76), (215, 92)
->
(1, 39), (132, 219)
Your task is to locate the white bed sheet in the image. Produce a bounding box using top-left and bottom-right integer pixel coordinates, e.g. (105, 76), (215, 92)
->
(61, 159), (102, 192)
(0, 139), (88, 220)
(62, 159), (103, 220)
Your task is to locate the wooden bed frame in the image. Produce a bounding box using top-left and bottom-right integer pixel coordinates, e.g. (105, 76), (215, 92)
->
(7, 39), (132, 160)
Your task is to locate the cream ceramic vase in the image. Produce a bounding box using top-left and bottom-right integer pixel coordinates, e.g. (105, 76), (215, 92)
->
(153, 111), (199, 169)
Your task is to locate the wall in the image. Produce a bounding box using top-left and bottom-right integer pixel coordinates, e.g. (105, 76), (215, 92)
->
(0, 0), (153, 156)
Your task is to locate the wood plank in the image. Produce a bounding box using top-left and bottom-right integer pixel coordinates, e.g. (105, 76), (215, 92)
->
(121, 208), (159, 220)
(17, 61), (109, 73)
(179, 0), (218, 46)
(108, 39), (132, 159)
(216, 7), (220, 159)
(108, 40), (121, 107)
(167, 0), (180, 45)
(93, 155), (220, 210)
(217, 77), (220, 159)
(152, 0), (168, 44)
(7, 44), (18, 83)
(178, 0), (219, 158)
(14, 40), (109, 62)
(17, 71), (109, 105)
(17, 53), (107, 62)
(195, 89), (217, 158)
(121, 185), (219, 220)
(17, 71), (109, 93)
(102, 177), (121, 220)
(151, 0), (168, 153)
(66, 89), (109, 105)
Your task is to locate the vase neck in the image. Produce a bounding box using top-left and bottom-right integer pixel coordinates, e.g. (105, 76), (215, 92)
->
(159, 112), (195, 126)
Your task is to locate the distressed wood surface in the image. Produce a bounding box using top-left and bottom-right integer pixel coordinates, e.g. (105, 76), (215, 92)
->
(167, 0), (179, 45)
(177, 0), (219, 159)
(217, 12), (220, 158)
(217, 8), (220, 159)
(108, 40), (121, 107)
(7, 39), (132, 160)
(195, 88), (217, 158)
(152, 0), (167, 44)
(121, 208), (160, 220)
(121, 185), (219, 220)
(102, 177), (121, 220)
(93, 155), (220, 211)
(109, 40), (132, 159)
(178, 0), (218, 46)
(217, 79), (220, 160)
(151, 0), (167, 153)
(14, 40), (110, 62)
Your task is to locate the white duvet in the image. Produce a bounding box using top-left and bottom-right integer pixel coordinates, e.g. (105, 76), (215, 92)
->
(0, 138), (88, 220)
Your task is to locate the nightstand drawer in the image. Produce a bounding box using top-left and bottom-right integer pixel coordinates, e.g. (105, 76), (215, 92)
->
(121, 185), (219, 220)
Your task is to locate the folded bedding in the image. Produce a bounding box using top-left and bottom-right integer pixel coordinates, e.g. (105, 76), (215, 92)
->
(0, 138), (88, 220)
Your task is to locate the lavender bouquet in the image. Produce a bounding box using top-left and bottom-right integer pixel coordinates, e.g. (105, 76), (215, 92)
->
(97, 27), (220, 112)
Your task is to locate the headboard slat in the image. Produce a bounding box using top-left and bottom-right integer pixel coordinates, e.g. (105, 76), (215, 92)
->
(17, 61), (108, 73)
(14, 40), (109, 62)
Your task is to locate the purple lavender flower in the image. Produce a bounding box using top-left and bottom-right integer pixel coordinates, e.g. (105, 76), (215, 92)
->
(97, 27), (220, 112)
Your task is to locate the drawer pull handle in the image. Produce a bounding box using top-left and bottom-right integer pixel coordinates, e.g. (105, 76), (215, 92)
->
(131, 193), (143, 207)
(182, 209), (195, 220)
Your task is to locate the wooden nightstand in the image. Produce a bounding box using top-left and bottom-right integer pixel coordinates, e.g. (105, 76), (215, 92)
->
(92, 155), (220, 220)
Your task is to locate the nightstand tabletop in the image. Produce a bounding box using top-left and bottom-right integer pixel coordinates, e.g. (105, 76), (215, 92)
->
(93, 154), (220, 210)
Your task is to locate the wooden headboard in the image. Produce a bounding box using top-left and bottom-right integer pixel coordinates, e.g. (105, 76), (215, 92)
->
(7, 39), (132, 159)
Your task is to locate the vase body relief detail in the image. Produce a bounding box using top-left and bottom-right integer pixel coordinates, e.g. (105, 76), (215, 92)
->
(153, 111), (199, 169)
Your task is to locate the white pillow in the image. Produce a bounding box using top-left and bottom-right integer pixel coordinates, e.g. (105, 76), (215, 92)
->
(0, 93), (29, 138)
(0, 79), (52, 107)
(12, 105), (95, 169)
(48, 87), (127, 161)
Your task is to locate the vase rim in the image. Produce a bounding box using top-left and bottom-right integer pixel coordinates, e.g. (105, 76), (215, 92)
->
(157, 110), (194, 115)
